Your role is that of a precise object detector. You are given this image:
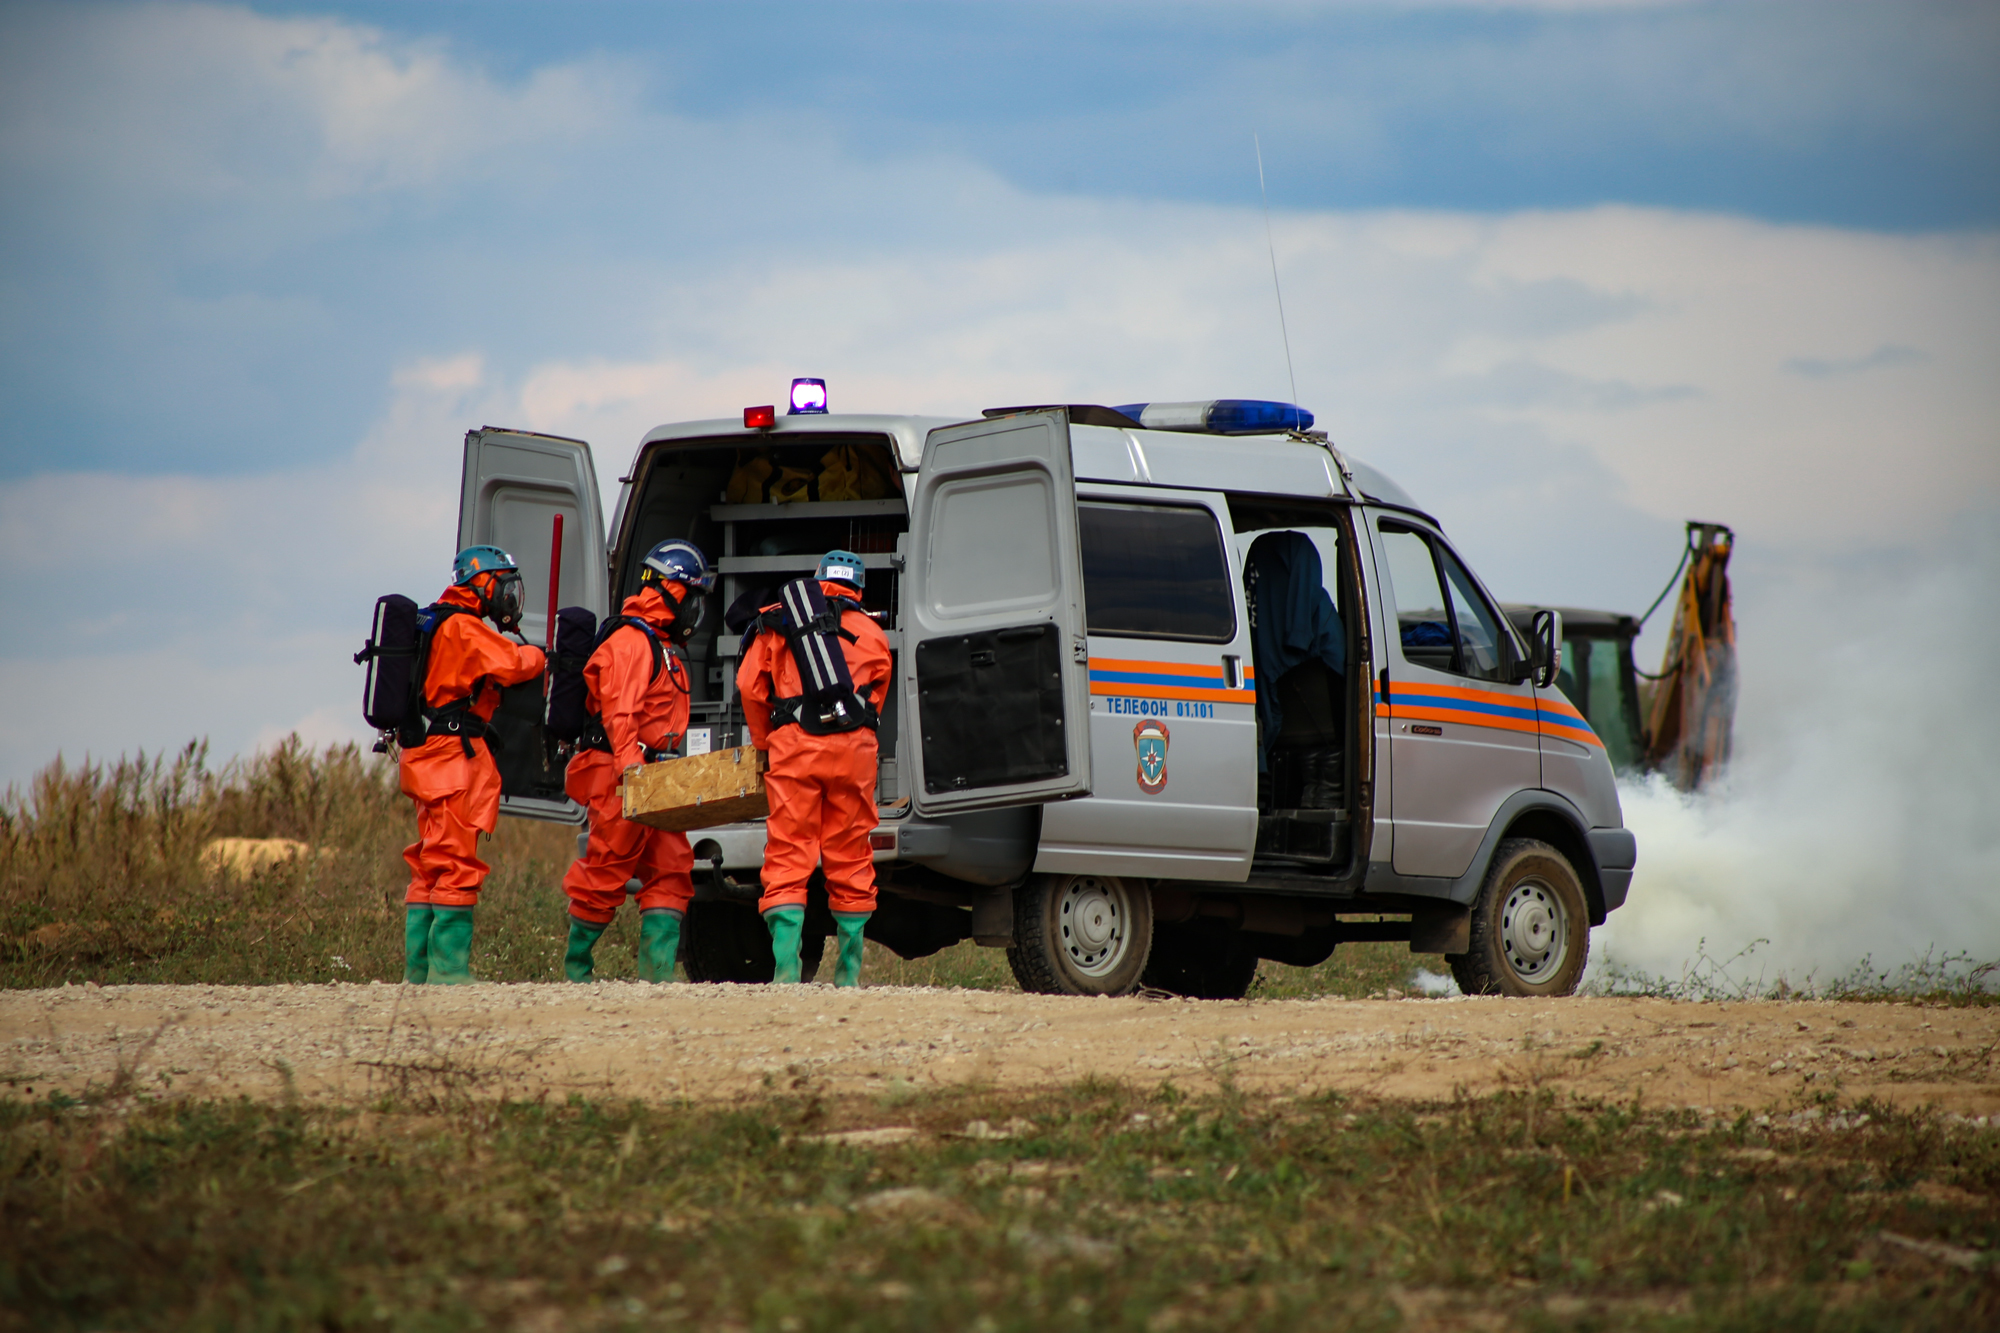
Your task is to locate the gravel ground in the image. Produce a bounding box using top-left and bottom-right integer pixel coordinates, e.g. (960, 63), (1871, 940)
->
(5, 982), (1997, 1114)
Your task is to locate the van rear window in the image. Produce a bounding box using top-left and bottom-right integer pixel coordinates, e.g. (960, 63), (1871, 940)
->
(1079, 502), (1235, 642)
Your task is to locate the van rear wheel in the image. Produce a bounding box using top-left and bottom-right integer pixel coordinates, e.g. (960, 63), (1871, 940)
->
(1007, 874), (1153, 996)
(1448, 838), (1590, 997)
(682, 900), (824, 984)
(1141, 921), (1259, 999)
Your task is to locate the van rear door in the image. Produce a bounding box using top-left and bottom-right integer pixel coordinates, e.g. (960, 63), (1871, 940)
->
(903, 410), (1093, 816)
(457, 426), (610, 822)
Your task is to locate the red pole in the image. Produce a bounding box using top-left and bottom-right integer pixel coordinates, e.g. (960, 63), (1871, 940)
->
(545, 512), (565, 669)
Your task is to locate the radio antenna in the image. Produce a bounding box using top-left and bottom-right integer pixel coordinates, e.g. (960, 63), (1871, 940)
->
(1254, 133), (1300, 426)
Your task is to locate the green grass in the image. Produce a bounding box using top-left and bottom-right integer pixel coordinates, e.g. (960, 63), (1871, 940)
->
(4, 1082), (1996, 1332)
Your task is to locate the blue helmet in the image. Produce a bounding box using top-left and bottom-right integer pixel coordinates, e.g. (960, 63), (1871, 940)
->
(639, 539), (713, 644)
(452, 545), (517, 585)
(816, 549), (866, 588)
(451, 545), (524, 631)
(640, 539), (715, 593)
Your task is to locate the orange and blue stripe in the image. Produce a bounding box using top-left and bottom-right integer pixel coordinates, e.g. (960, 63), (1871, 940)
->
(1376, 681), (1602, 748)
(1089, 657), (1256, 706)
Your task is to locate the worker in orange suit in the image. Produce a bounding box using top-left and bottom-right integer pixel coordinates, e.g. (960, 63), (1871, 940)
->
(736, 550), (891, 987)
(561, 540), (715, 983)
(401, 545), (546, 984)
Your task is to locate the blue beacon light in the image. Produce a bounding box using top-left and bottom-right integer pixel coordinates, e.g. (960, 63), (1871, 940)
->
(1111, 399), (1313, 435)
(788, 378), (829, 414)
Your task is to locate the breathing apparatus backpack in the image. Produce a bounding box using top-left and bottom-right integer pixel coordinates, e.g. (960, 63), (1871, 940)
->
(742, 578), (880, 735)
(544, 607), (683, 755)
(355, 597), (482, 754)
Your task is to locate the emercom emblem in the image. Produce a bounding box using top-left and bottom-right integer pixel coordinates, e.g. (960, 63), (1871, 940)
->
(1133, 720), (1170, 794)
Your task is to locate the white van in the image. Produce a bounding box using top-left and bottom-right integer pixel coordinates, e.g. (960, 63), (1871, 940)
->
(454, 396), (1634, 998)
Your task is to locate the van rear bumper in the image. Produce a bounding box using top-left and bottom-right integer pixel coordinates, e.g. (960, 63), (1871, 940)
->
(1589, 827), (1637, 911)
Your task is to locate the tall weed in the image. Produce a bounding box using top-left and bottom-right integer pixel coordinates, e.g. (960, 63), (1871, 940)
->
(0, 738), (577, 987)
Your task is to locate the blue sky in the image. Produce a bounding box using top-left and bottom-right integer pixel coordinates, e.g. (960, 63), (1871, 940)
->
(3, 0), (1997, 972)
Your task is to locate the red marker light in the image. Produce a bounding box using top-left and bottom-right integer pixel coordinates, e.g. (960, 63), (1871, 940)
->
(744, 405), (776, 429)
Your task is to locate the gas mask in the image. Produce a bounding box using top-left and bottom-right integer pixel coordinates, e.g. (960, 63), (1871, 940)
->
(479, 571), (525, 632)
(661, 583), (705, 644)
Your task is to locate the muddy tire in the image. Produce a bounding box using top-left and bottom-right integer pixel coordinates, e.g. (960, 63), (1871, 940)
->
(1141, 921), (1259, 999)
(1449, 838), (1590, 997)
(1007, 874), (1153, 996)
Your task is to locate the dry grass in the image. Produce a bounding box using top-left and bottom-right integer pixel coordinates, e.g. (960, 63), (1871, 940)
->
(0, 738), (577, 987)
(2, 739), (1446, 996)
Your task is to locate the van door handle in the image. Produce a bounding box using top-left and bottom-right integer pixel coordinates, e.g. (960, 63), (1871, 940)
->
(1222, 655), (1242, 690)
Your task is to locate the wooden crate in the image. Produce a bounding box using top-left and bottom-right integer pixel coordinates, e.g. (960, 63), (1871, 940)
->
(620, 745), (770, 832)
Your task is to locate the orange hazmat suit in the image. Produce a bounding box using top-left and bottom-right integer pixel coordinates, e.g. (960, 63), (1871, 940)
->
(736, 581), (892, 915)
(561, 585), (696, 925)
(400, 583), (547, 907)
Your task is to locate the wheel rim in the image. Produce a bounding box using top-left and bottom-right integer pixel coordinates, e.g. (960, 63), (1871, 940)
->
(1499, 877), (1569, 985)
(1057, 876), (1133, 979)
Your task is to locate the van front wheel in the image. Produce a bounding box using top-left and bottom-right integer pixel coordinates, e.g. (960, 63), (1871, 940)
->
(1449, 839), (1590, 997)
(1007, 874), (1153, 996)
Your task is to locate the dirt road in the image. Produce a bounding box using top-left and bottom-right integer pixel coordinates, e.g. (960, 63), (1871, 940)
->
(5, 982), (1996, 1115)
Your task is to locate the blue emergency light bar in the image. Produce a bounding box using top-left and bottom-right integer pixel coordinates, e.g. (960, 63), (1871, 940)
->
(1112, 399), (1313, 435)
(788, 378), (828, 414)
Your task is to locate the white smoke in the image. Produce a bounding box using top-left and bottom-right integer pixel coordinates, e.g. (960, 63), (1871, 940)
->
(1589, 514), (2000, 990)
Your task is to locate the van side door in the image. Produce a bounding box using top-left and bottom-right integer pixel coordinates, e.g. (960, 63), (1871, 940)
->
(902, 410), (1093, 816)
(458, 426), (610, 822)
(1037, 489), (1257, 880)
(1368, 514), (1538, 878)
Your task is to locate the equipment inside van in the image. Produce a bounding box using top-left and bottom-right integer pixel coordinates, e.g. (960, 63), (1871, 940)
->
(446, 403), (1634, 998)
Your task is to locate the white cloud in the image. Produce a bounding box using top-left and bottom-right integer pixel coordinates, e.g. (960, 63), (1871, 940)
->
(0, 2), (632, 207)
(486, 204), (2000, 586)
(7, 199), (1997, 792)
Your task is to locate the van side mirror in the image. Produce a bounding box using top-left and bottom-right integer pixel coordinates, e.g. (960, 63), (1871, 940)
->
(1530, 609), (1564, 690)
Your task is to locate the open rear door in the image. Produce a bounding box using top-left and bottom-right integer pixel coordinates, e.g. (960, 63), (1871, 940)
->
(457, 426), (609, 822)
(903, 410), (1092, 817)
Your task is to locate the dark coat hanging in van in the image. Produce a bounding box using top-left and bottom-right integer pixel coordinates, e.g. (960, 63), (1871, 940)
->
(1246, 531), (1346, 773)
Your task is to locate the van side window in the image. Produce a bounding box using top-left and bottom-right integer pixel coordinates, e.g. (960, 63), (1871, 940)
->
(1378, 521), (1515, 683)
(1079, 502), (1235, 642)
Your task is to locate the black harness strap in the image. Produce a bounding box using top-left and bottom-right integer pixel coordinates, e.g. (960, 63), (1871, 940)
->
(423, 695), (496, 759)
(580, 617), (685, 756)
(749, 581), (881, 736)
(398, 604), (481, 752)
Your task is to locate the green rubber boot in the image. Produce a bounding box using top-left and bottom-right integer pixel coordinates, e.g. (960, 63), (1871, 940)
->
(427, 907), (475, 985)
(833, 912), (871, 989)
(565, 916), (608, 983)
(637, 909), (683, 983)
(764, 905), (806, 984)
(403, 905), (434, 984)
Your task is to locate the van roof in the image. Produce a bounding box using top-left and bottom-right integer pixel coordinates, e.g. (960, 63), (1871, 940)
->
(636, 411), (1429, 518)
